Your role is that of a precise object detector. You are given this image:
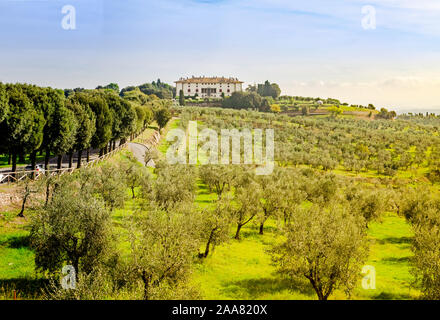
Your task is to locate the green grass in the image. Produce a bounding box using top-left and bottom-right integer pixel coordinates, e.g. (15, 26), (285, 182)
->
(191, 220), (314, 300)
(355, 212), (419, 300)
(0, 119), (423, 300)
(0, 153), (48, 169)
(0, 211), (41, 300)
(191, 210), (419, 300)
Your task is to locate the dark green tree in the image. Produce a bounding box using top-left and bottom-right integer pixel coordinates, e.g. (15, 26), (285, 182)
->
(179, 90), (185, 106)
(96, 83), (120, 94)
(155, 107), (172, 130)
(44, 91), (78, 170)
(41, 88), (77, 170)
(66, 97), (96, 168)
(0, 85), (42, 173)
(102, 91), (136, 148)
(87, 92), (113, 155)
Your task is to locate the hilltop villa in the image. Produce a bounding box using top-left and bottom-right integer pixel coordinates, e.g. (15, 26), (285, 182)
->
(175, 76), (243, 99)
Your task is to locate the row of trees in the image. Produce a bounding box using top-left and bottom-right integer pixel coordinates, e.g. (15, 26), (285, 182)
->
(221, 91), (273, 112)
(174, 106), (440, 178)
(0, 82), (172, 173)
(120, 79), (175, 100)
(22, 142), (440, 300)
(246, 80), (281, 99)
(27, 148), (390, 300)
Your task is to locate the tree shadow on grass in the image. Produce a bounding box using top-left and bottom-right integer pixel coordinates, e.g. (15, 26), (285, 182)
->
(371, 291), (412, 300)
(238, 226), (280, 241)
(238, 229), (260, 240)
(0, 235), (30, 249)
(382, 256), (411, 264)
(197, 186), (212, 195)
(0, 278), (48, 299)
(225, 277), (315, 299)
(377, 236), (412, 245)
(196, 199), (215, 204)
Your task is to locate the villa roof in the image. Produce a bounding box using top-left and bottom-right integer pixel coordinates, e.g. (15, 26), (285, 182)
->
(175, 77), (243, 84)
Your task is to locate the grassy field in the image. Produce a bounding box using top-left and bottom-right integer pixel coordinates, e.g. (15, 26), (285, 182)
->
(0, 154), (48, 169)
(0, 175), (418, 300)
(0, 118), (422, 300)
(190, 185), (419, 300)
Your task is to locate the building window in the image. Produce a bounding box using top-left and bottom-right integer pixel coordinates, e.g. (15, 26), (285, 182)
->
(188, 89), (191, 93)
(227, 89), (230, 93)
(196, 89), (199, 92)
(219, 89), (222, 92)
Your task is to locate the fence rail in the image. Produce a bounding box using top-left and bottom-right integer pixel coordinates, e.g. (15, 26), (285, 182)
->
(0, 141), (130, 185)
(0, 127), (163, 185)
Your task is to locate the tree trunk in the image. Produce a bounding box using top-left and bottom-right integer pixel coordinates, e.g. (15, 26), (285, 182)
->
(68, 152), (73, 168)
(7, 153), (11, 165)
(204, 229), (216, 258)
(18, 192), (28, 217)
(259, 222), (264, 235)
(30, 151), (37, 179)
(99, 149), (103, 157)
(141, 271), (151, 300)
(308, 277), (326, 300)
(77, 150), (83, 168)
(131, 186), (136, 199)
(234, 224), (243, 240)
(72, 258), (79, 284)
(57, 155), (63, 170)
(45, 182), (50, 207)
(45, 149), (50, 172)
(18, 152), (25, 163)
(113, 140), (116, 150)
(86, 149), (90, 162)
(11, 153), (17, 176)
(104, 145), (108, 154)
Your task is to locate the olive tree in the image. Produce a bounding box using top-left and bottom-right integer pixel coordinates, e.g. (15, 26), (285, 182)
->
(271, 203), (368, 300)
(121, 153), (151, 199)
(345, 186), (386, 227)
(256, 173), (283, 235)
(17, 177), (43, 217)
(232, 180), (262, 240)
(153, 164), (196, 210)
(198, 196), (234, 258)
(94, 160), (128, 211)
(30, 185), (112, 278)
(128, 206), (200, 300)
(199, 165), (236, 200)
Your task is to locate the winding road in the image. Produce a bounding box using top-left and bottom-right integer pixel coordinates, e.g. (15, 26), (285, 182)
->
(127, 142), (156, 167)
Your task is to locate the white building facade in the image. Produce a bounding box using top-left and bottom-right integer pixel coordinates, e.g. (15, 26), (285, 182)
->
(175, 77), (243, 99)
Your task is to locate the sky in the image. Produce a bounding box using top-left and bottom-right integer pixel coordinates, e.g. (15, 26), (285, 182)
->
(0, 0), (440, 113)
